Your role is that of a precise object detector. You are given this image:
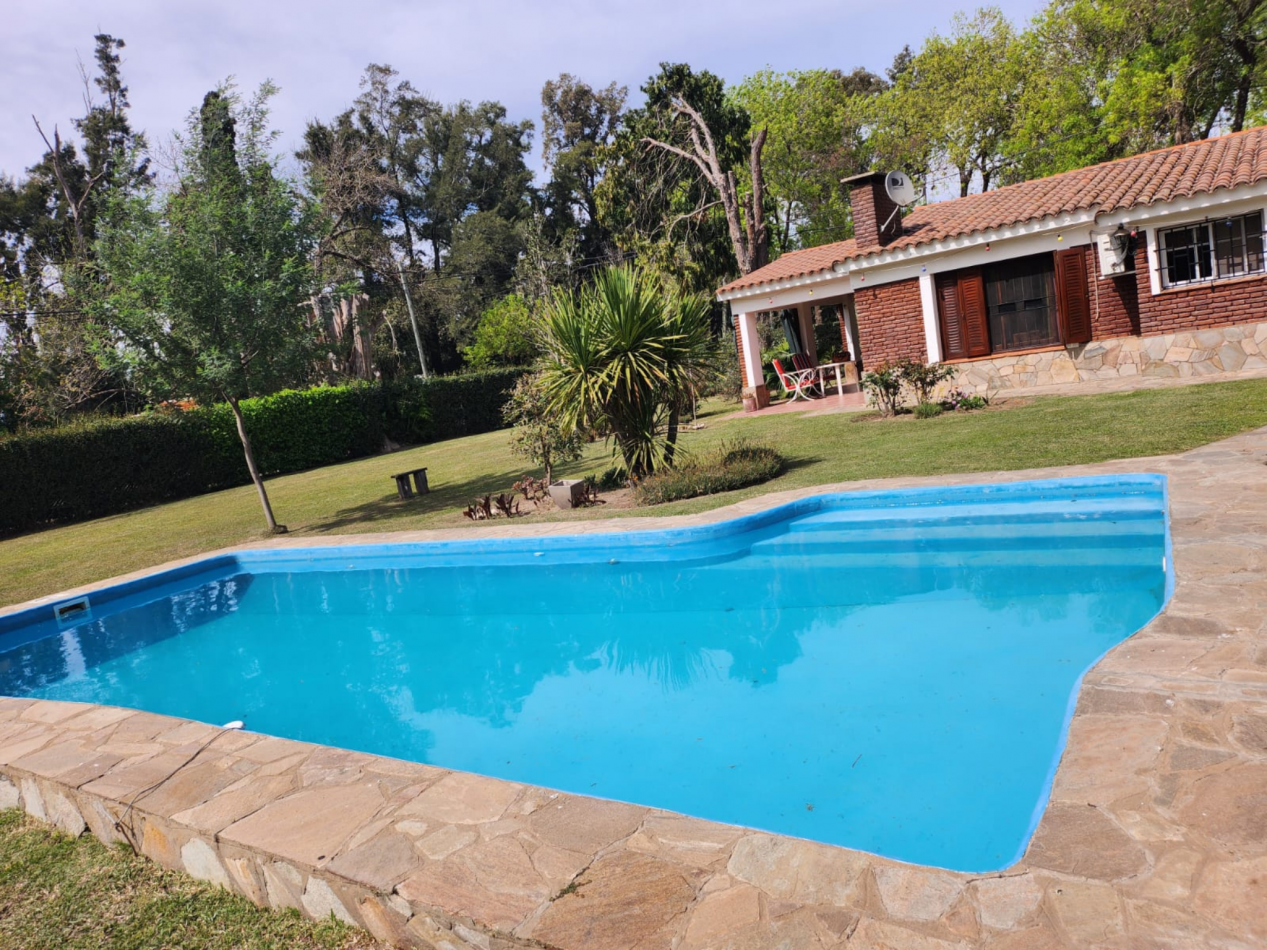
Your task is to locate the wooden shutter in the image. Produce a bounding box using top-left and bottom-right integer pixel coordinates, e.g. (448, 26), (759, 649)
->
(1055, 248), (1092, 344)
(936, 274), (968, 360)
(957, 269), (991, 357)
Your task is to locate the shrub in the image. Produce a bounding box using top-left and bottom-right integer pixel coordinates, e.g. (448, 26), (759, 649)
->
(897, 357), (958, 404)
(943, 387), (989, 411)
(861, 362), (906, 415)
(592, 466), (627, 491)
(633, 440), (784, 506)
(503, 372), (583, 484)
(914, 401), (945, 419)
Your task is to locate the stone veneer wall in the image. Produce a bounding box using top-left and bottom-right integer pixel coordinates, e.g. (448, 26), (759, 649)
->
(854, 277), (926, 370)
(952, 319), (1267, 393)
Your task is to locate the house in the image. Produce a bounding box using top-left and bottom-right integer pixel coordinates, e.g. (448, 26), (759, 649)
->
(718, 126), (1267, 407)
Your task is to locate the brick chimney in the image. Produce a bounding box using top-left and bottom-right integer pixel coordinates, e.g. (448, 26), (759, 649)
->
(843, 171), (902, 247)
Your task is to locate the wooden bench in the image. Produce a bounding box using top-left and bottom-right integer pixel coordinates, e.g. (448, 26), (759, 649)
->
(390, 467), (429, 500)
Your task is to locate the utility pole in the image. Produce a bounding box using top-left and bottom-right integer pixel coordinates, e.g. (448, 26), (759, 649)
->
(396, 256), (429, 379)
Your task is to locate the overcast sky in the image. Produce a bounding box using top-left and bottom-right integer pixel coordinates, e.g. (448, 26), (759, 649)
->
(5, 0), (1046, 183)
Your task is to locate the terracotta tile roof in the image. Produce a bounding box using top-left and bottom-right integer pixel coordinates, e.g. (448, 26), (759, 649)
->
(718, 126), (1267, 297)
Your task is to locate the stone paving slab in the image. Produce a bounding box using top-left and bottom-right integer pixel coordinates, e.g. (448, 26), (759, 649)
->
(2, 427), (1267, 948)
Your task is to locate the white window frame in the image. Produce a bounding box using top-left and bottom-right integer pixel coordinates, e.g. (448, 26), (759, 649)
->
(1157, 211), (1266, 289)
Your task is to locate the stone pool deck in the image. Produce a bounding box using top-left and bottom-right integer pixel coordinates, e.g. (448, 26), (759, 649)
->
(2, 428), (1266, 949)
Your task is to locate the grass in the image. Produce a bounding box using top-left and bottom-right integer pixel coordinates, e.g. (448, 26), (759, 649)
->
(0, 809), (379, 950)
(3, 376), (1267, 608)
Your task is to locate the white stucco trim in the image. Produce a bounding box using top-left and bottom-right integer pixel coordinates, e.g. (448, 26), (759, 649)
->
(736, 311), (764, 389)
(1144, 227), (1163, 296)
(720, 271), (854, 310)
(919, 274), (942, 363)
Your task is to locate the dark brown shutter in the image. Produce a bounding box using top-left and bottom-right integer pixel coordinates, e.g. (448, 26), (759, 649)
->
(1055, 248), (1092, 344)
(957, 269), (991, 357)
(936, 274), (967, 360)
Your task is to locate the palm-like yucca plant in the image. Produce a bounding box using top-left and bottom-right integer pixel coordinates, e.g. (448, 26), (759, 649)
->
(538, 266), (713, 478)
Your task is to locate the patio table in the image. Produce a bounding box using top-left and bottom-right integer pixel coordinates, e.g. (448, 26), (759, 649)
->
(814, 360), (855, 396)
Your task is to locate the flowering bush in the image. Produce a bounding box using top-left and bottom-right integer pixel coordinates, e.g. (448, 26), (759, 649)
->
(942, 387), (989, 411)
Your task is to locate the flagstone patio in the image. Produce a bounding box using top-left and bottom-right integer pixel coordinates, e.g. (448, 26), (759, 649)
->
(1, 426), (1266, 949)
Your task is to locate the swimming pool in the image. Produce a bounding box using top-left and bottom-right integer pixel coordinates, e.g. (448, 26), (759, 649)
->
(0, 474), (1171, 872)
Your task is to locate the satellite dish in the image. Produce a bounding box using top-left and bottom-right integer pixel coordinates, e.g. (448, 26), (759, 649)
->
(884, 171), (915, 206)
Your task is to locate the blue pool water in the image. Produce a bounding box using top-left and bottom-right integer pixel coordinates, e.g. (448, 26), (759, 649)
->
(0, 475), (1171, 871)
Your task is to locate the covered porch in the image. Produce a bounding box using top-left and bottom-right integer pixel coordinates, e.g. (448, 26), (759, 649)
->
(725, 275), (864, 411)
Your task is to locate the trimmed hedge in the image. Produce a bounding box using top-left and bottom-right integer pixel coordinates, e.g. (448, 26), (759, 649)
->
(634, 441), (785, 506)
(381, 369), (527, 445)
(0, 368), (528, 536)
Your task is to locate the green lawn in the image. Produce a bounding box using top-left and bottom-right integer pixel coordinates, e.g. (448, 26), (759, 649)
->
(4, 377), (1267, 608)
(0, 810), (379, 950)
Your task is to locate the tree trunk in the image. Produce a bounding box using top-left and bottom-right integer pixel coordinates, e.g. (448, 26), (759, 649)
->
(643, 101), (769, 275)
(228, 396), (285, 533)
(1231, 36), (1255, 133)
(663, 402), (681, 470)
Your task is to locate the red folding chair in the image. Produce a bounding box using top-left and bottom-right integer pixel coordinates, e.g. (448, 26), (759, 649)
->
(772, 359), (821, 401)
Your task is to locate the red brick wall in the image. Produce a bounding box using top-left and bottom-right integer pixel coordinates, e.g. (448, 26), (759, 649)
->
(1081, 243), (1141, 340)
(849, 174), (901, 248)
(1133, 239), (1267, 336)
(854, 278), (927, 369)
(853, 241), (1267, 368)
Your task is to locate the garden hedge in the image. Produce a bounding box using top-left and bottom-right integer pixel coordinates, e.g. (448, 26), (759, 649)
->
(0, 368), (527, 537)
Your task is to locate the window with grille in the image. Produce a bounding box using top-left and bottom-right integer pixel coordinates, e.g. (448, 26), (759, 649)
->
(1159, 211), (1265, 288)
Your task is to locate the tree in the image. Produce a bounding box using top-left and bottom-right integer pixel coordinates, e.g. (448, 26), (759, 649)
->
(301, 65), (536, 374)
(876, 9), (1026, 197)
(1, 33), (150, 427)
(1002, 0), (1267, 180)
(31, 33), (151, 263)
(537, 266), (711, 478)
(91, 83), (317, 532)
(1049, 0), (1267, 146)
(639, 66), (769, 275)
(540, 74), (627, 260)
(730, 68), (884, 251)
(597, 64), (749, 300)
(463, 293), (541, 368)
(503, 372), (583, 485)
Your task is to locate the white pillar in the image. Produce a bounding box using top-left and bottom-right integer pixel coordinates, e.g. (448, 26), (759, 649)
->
(840, 298), (859, 359)
(919, 273), (942, 364)
(737, 311), (764, 389)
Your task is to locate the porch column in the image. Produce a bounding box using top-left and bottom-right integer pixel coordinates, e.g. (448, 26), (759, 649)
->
(919, 273), (942, 364)
(840, 298), (859, 359)
(796, 304), (817, 363)
(736, 311), (770, 409)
